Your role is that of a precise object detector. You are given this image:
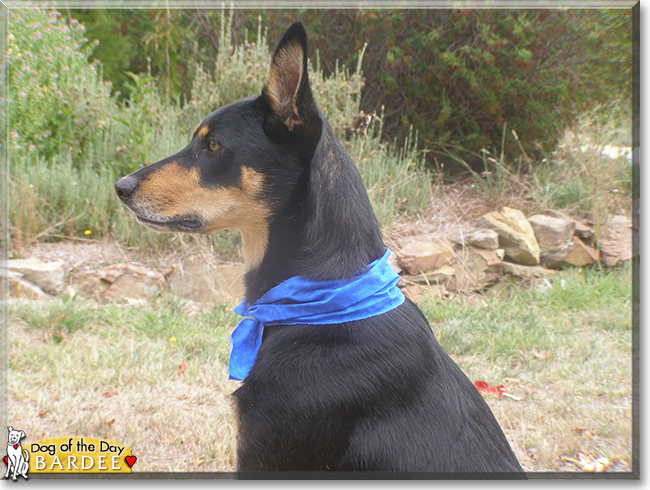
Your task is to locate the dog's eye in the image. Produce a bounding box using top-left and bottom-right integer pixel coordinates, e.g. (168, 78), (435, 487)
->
(209, 141), (220, 152)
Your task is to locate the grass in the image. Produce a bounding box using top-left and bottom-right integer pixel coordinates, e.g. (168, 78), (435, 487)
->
(7, 293), (241, 472)
(430, 103), (633, 225)
(533, 104), (633, 224)
(420, 264), (633, 472)
(7, 265), (633, 473)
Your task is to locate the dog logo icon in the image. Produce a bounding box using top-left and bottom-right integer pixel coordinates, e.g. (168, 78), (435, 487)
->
(4, 426), (29, 481)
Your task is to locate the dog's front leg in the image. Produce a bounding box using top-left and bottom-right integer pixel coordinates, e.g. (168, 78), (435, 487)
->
(9, 456), (18, 480)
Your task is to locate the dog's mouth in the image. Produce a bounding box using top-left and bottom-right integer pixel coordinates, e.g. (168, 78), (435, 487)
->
(135, 215), (205, 233)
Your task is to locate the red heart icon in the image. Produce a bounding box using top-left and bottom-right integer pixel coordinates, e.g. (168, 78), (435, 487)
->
(3, 456), (7, 465)
(125, 455), (137, 468)
(13, 445), (18, 449)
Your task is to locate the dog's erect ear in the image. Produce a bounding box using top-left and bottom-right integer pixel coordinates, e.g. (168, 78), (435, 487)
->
(7, 426), (12, 432)
(263, 22), (314, 132)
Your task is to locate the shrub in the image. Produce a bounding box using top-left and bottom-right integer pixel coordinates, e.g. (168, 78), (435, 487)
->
(7, 7), (430, 255)
(6, 6), (116, 161)
(533, 102), (632, 222)
(185, 12), (430, 225)
(185, 12), (271, 121)
(259, 9), (632, 168)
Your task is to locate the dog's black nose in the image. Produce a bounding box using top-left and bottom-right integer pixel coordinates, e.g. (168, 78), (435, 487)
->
(115, 176), (138, 201)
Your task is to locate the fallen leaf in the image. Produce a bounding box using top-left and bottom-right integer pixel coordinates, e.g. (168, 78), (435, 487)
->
(531, 348), (552, 360)
(52, 313), (66, 323)
(473, 380), (507, 397)
(575, 452), (612, 472)
(175, 362), (187, 376)
(583, 457), (611, 472)
(38, 410), (49, 418)
(102, 390), (118, 398)
(100, 418), (115, 426)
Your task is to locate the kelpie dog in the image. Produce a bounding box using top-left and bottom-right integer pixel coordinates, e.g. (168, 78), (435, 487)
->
(116, 23), (525, 476)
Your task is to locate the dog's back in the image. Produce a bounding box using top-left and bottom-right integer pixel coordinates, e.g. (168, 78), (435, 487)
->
(235, 300), (523, 474)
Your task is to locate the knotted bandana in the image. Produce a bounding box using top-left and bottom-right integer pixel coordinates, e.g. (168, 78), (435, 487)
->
(229, 248), (404, 380)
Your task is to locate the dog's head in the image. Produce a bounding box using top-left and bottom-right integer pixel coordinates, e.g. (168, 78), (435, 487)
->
(115, 23), (321, 269)
(7, 427), (25, 446)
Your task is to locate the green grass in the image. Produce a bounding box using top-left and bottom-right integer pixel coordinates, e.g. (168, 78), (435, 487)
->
(419, 265), (633, 471)
(7, 265), (633, 472)
(532, 103), (632, 221)
(421, 265), (631, 361)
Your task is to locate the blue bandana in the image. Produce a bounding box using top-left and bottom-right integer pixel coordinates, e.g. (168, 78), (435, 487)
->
(229, 248), (405, 380)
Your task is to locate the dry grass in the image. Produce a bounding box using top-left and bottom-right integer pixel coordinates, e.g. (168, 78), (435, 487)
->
(7, 298), (241, 472)
(383, 180), (537, 251)
(6, 261), (633, 475)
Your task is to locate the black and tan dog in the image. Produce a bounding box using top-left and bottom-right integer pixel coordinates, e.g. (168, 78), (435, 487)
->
(116, 23), (525, 476)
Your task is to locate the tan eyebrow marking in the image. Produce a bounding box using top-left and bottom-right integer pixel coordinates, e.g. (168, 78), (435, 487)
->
(198, 126), (210, 140)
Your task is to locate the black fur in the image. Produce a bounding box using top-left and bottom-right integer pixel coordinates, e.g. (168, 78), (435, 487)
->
(116, 22), (525, 477)
(238, 23), (524, 476)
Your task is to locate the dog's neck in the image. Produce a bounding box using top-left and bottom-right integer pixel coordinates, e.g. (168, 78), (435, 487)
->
(243, 120), (385, 303)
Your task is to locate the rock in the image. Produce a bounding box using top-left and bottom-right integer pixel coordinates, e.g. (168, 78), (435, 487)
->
(499, 263), (553, 291)
(72, 264), (166, 303)
(2, 268), (53, 300)
(501, 261), (555, 280)
(387, 250), (402, 274)
(476, 207), (540, 265)
(599, 215), (633, 267)
(543, 237), (600, 269)
(470, 247), (503, 268)
(448, 247), (503, 292)
(167, 260), (245, 305)
(398, 241), (455, 275)
(400, 265), (455, 286)
(401, 285), (422, 303)
(486, 278), (510, 298)
(7, 258), (66, 295)
(528, 214), (575, 256)
(400, 284), (446, 304)
(464, 228), (500, 250)
(541, 210), (595, 244)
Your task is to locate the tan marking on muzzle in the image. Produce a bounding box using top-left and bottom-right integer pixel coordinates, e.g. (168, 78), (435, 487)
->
(137, 163), (270, 269)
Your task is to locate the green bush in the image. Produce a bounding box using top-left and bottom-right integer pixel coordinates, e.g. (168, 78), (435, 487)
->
(7, 7), (430, 255)
(6, 7), (116, 161)
(175, 11), (429, 226)
(259, 9), (632, 168)
(185, 12), (271, 121)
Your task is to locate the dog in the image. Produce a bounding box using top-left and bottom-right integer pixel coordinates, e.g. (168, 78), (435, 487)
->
(4, 427), (29, 480)
(116, 22), (525, 476)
